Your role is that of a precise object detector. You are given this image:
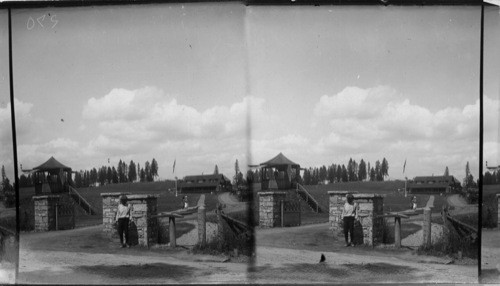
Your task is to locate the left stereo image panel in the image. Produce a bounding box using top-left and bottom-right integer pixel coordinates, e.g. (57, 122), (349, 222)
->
(8, 4), (252, 284)
(0, 9), (18, 285)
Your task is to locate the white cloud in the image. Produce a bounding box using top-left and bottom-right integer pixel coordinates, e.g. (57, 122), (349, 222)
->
(1, 98), (36, 179)
(308, 86), (480, 179)
(79, 86), (259, 177)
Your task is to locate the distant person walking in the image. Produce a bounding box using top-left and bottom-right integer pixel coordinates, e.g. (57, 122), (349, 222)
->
(411, 196), (418, 210)
(342, 194), (358, 247)
(115, 195), (131, 248)
(182, 195), (188, 209)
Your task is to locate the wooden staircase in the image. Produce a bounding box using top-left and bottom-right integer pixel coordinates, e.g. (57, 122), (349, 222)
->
(296, 184), (324, 213)
(68, 186), (97, 215)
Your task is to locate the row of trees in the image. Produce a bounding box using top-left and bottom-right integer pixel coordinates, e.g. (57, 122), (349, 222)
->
(73, 158), (159, 187)
(483, 170), (500, 185)
(302, 158), (389, 185)
(1, 165), (15, 207)
(19, 159), (159, 188)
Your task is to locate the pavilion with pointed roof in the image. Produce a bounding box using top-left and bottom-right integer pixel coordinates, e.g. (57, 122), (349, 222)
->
(258, 153), (300, 190)
(24, 157), (73, 195)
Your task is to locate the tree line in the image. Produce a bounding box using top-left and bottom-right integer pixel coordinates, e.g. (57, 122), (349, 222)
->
(301, 158), (389, 185)
(19, 158), (159, 188)
(1, 165), (15, 207)
(483, 170), (500, 185)
(243, 158), (389, 186)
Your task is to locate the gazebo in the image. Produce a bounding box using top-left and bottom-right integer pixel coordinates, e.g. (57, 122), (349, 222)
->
(258, 153), (300, 190)
(25, 157), (72, 195)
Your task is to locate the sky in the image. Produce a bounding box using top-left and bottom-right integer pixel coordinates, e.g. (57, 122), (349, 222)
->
(0, 10), (14, 180)
(247, 6), (482, 181)
(0, 4), (491, 182)
(484, 4), (500, 173)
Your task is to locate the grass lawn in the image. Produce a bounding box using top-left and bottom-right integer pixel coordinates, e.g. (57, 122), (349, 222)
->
(482, 184), (500, 227)
(19, 181), (221, 230)
(302, 182), (448, 214)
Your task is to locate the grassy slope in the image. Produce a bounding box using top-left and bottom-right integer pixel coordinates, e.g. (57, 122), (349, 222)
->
(19, 181), (221, 229)
(302, 181), (447, 213)
(482, 184), (500, 227)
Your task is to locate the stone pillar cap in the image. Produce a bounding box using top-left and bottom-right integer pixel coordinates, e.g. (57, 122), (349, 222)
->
(100, 192), (132, 197)
(327, 191), (358, 195)
(127, 194), (159, 199)
(33, 195), (60, 200)
(258, 191), (287, 195)
(352, 193), (384, 199)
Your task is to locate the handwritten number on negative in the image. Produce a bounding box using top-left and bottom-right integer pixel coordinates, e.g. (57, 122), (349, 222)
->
(27, 13), (58, 30)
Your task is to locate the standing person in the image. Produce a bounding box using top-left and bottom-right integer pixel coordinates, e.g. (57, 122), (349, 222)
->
(411, 196), (418, 210)
(342, 194), (358, 247)
(182, 195), (188, 209)
(115, 195), (131, 248)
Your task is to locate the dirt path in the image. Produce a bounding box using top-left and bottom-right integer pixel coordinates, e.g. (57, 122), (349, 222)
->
(17, 226), (247, 284)
(447, 194), (468, 208)
(218, 192), (247, 213)
(255, 223), (476, 283)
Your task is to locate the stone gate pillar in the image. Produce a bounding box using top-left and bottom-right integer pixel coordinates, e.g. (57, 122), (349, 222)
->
(101, 192), (131, 239)
(33, 195), (60, 232)
(328, 191), (350, 236)
(259, 191), (286, 228)
(496, 194), (500, 227)
(127, 194), (158, 247)
(328, 191), (384, 246)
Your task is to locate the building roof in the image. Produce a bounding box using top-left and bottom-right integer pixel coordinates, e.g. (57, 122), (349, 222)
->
(183, 174), (231, 183)
(413, 175), (457, 183)
(32, 157), (72, 172)
(259, 153), (300, 168)
(409, 183), (450, 189)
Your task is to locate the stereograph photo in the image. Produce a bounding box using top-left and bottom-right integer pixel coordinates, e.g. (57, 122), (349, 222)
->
(481, 2), (500, 284)
(0, 1), (490, 284)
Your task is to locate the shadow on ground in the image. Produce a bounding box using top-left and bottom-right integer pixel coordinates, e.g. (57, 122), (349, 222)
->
(480, 269), (500, 284)
(249, 262), (417, 282)
(77, 263), (197, 279)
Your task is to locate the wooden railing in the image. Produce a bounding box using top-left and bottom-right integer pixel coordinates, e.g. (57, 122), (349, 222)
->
(442, 206), (477, 241)
(68, 186), (96, 215)
(296, 183), (323, 213)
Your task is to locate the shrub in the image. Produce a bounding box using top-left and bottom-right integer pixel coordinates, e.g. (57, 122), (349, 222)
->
(193, 212), (253, 257)
(418, 212), (478, 259)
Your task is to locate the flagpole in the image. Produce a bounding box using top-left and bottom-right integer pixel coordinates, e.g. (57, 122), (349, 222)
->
(403, 158), (407, 197)
(173, 159), (177, 197)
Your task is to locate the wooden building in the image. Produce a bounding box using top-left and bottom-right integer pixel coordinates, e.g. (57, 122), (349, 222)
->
(178, 174), (232, 194)
(24, 157), (72, 195)
(408, 175), (461, 194)
(258, 153), (300, 191)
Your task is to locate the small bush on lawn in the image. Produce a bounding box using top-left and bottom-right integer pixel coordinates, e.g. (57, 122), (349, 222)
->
(417, 213), (478, 259)
(192, 212), (253, 257)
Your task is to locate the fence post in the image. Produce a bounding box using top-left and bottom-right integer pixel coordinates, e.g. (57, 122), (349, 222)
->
(55, 204), (59, 231)
(197, 195), (206, 247)
(423, 207), (432, 248)
(216, 203), (224, 249)
(281, 200), (284, 227)
(394, 216), (401, 248)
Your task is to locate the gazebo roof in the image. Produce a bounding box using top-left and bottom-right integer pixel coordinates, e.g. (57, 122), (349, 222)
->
(33, 157), (72, 172)
(259, 153), (300, 168)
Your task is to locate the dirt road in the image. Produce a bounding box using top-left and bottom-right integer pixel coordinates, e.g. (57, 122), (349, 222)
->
(447, 194), (468, 208)
(218, 192), (248, 213)
(254, 223), (476, 283)
(17, 225), (247, 284)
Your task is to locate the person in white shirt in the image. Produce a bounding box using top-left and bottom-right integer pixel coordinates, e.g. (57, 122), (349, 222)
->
(341, 194), (358, 247)
(115, 195), (131, 248)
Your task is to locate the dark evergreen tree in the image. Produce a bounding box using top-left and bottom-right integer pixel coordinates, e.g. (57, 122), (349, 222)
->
(341, 165), (348, 182)
(358, 159), (367, 181)
(128, 160), (137, 182)
(151, 158), (158, 181)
